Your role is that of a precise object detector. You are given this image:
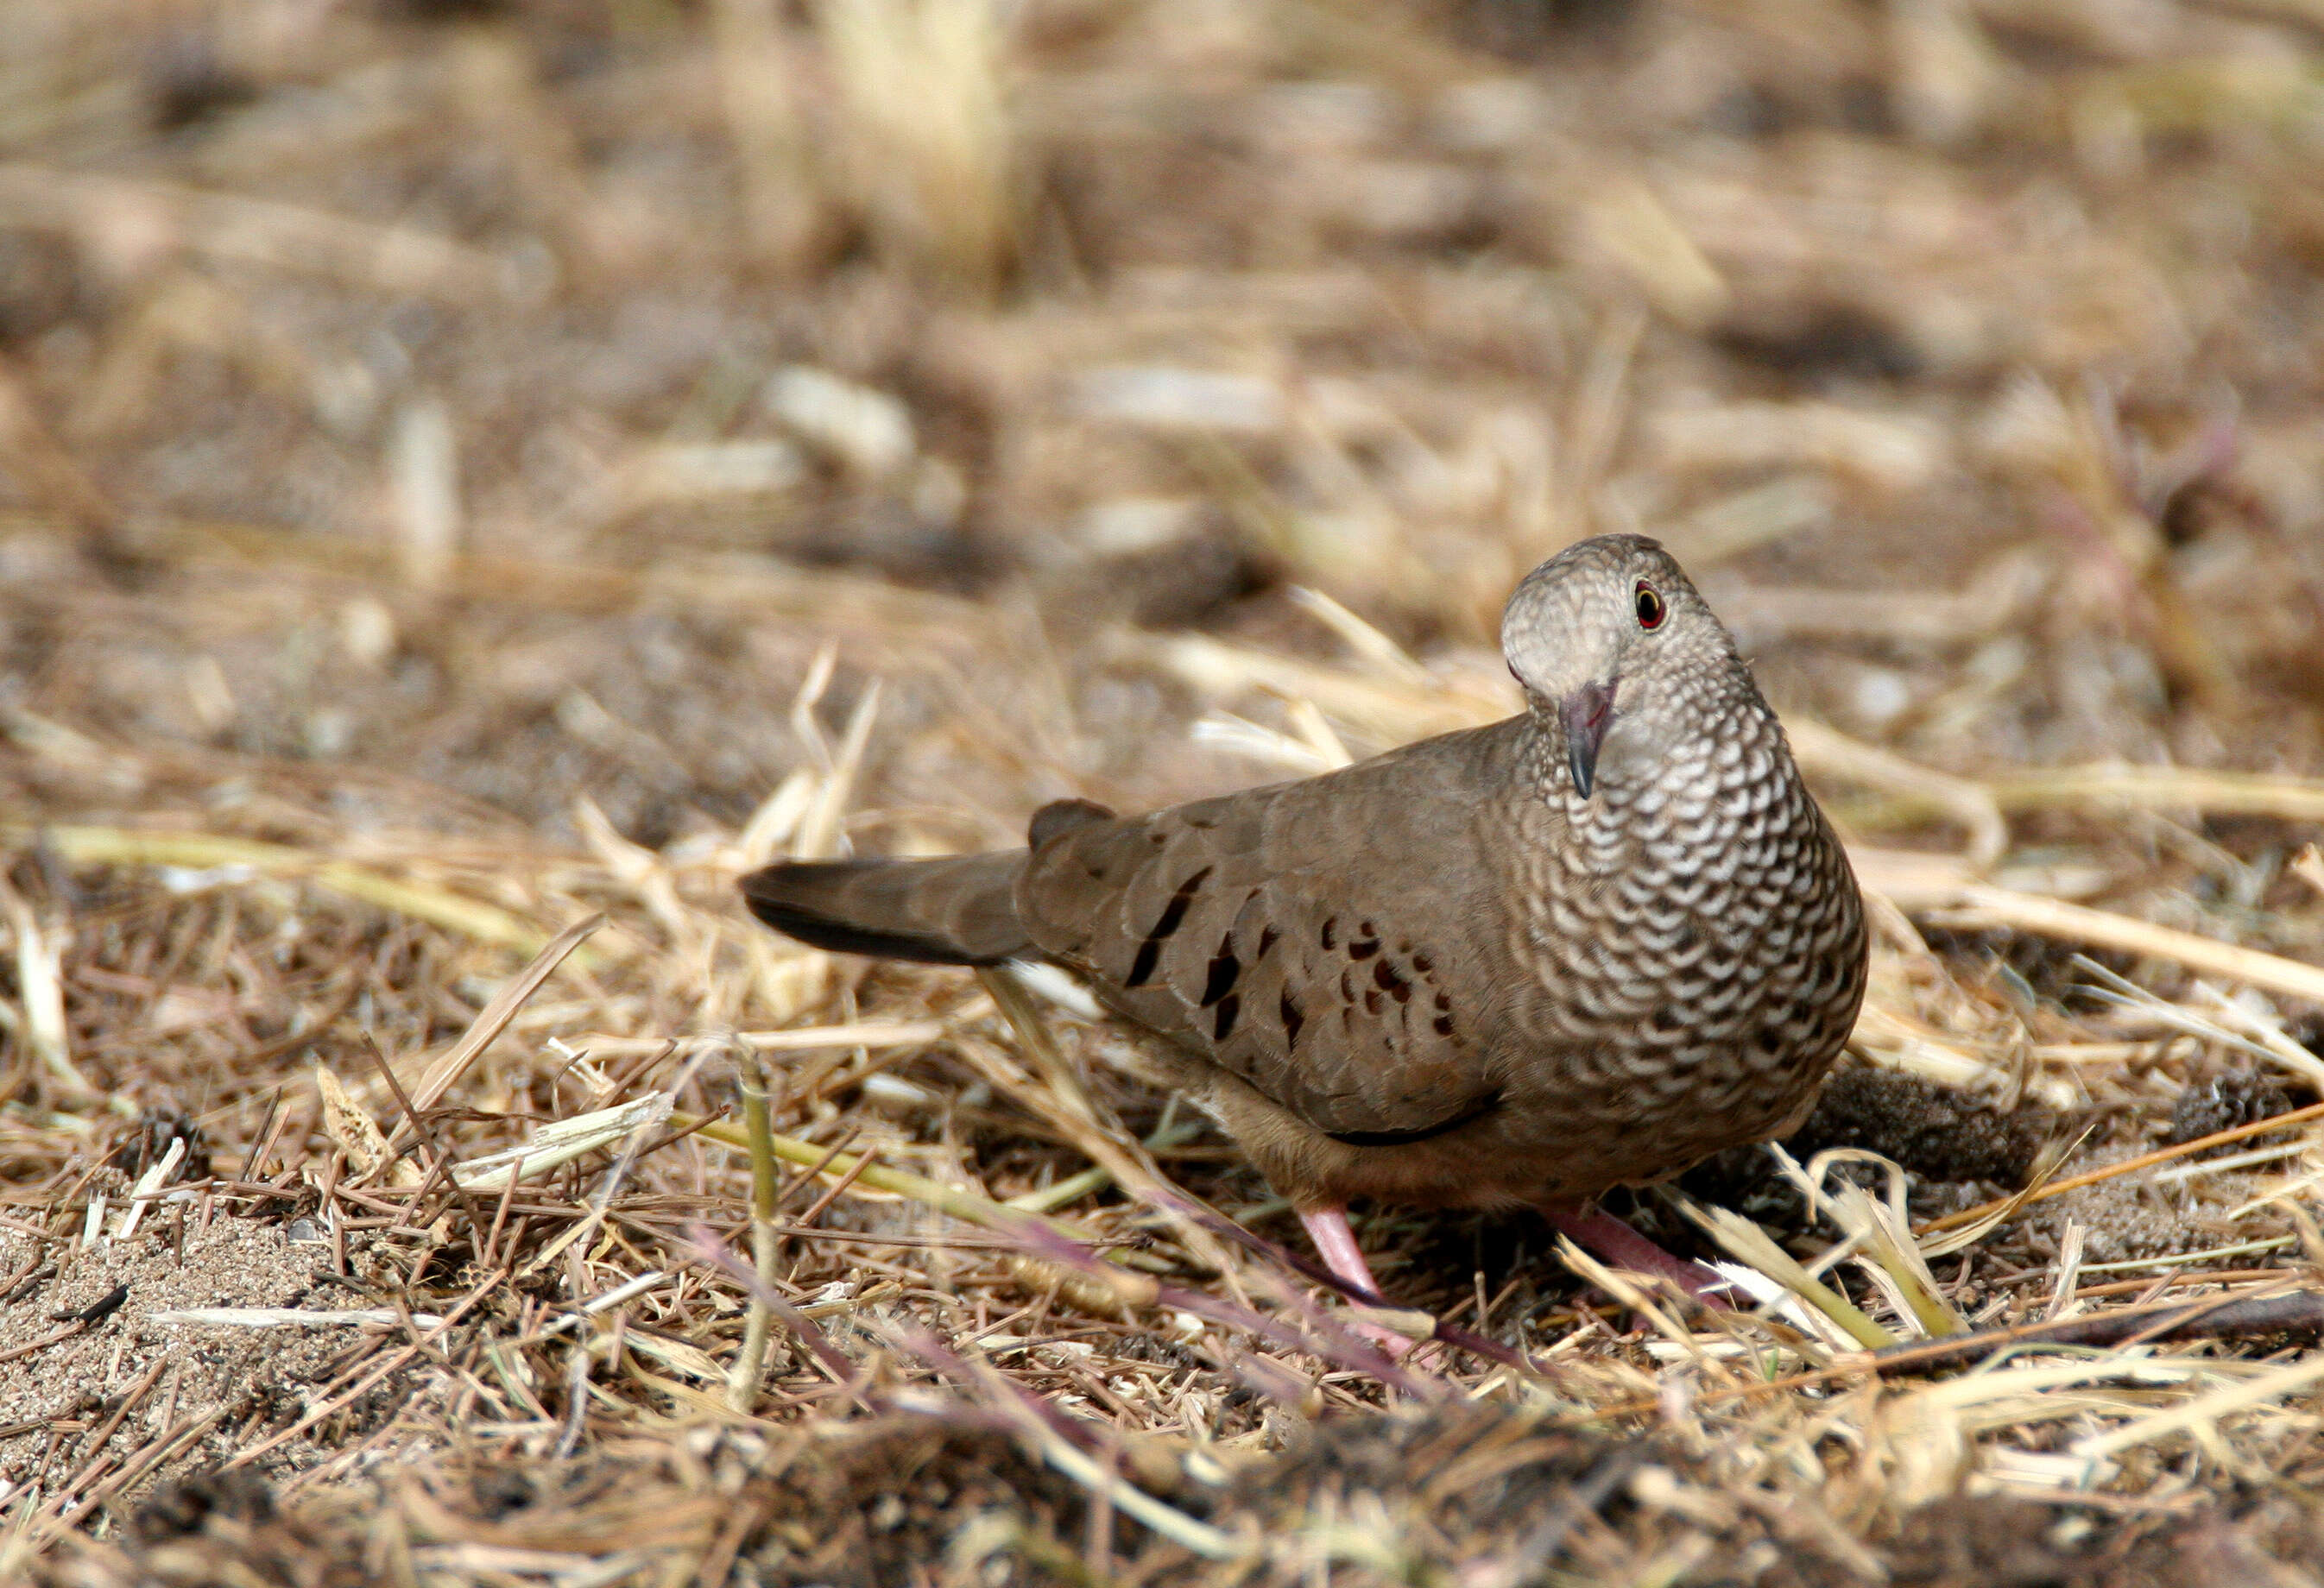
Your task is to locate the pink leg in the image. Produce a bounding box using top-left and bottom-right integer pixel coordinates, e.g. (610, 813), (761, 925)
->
(1298, 1206), (1418, 1357)
(1542, 1202), (1733, 1301)
(1299, 1205), (1386, 1296)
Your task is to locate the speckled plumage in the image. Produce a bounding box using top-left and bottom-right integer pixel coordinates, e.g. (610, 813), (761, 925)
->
(743, 534), (1868, 1295)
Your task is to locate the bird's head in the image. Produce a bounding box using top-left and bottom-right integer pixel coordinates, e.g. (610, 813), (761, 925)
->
(1500, 533), (1744, 800)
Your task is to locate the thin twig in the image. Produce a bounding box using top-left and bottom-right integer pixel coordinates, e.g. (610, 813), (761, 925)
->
(1923, 1100), (2324, 1236)
(1852, 1286), (2324, 1374)
(363, 1032), (491, 1243)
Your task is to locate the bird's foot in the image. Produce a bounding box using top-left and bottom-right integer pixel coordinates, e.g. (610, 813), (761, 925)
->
(1297, 1206), (1427, 1358)
(1540, 1202), (1733, 1302)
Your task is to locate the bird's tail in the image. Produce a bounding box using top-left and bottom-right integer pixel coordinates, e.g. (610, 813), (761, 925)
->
(739, 852), (1030, 966)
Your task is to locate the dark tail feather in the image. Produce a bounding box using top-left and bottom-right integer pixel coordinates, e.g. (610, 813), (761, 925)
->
(739, 853), (1029, 966)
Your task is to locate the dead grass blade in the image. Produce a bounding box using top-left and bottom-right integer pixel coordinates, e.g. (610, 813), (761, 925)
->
(1925, 884), (2324, 1007)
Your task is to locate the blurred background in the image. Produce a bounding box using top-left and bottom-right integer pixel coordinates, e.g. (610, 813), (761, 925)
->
(4, 0), (2322, 859)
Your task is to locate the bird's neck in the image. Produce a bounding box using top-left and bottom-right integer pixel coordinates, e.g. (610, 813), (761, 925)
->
(1525, 692), (1792, 848)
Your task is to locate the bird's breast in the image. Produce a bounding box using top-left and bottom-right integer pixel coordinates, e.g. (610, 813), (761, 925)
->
(1493, 748), (1864, 1136)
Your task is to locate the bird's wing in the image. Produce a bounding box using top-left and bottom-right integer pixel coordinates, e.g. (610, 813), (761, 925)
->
(1018, 721), (1526, 1141)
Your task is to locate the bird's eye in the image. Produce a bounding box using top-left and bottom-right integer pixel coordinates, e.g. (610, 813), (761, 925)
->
(1634, 582), (1665, 630)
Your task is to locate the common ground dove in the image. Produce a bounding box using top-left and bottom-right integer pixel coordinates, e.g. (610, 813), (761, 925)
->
(742, 533), (1868, 1320)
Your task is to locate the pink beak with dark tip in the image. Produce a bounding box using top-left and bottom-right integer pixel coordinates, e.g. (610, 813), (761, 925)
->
(1560, 679), (1617, 799)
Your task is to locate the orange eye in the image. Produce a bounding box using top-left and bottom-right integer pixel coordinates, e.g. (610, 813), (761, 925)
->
(1634, 582), (1665, 629)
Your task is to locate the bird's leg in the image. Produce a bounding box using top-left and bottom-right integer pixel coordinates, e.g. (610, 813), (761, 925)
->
(1540, 1202), (1731, 1301)
(1298, 1206), (1419, 1357)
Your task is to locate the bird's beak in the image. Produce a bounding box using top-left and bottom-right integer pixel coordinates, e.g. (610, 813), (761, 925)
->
(1560, 679), (1617, 800)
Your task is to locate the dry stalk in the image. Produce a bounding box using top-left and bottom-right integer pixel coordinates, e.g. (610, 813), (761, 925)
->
(0, 871), (91, 1097)
(1925, 885), (2324, 1007)
(17, 827), (553, 957)
(724, 1061), (783, 1414)
(1669, 1195), (1894, 1351)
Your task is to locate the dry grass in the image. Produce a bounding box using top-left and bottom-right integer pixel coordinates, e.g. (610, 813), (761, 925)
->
(5, 0), (2324, 1583)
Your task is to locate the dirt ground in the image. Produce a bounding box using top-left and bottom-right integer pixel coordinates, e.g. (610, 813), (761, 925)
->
(7, 0), (2324, 1583)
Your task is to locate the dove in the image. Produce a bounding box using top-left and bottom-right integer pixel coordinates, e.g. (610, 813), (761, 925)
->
(742, 533), (1867, 1328)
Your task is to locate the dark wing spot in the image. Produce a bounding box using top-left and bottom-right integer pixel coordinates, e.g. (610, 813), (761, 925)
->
(1372, 959), (1410, 1001)
(1434, 991), (1451, 1011)
(1650, 1005), (1682, 1033)
(1201, 941), (1241, 1007)
(1362, 988), (1381, 1015)
(1279, 992), (1304, 1050)
(1757, 1029), (1785, 1055)
(1211, 993), (1240, 1042)
(1150, 867), (1212, 941)
(1432, 1014), (1455, 1037)
(1125, 866), (1214, 989)
(1412, 953), (1434, 974)
(1320, 917), (1337, 950)
(1359, 920), (1375, 936)
(1348, 938), (1380, 961)
(1256, 926), (1279, 960)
